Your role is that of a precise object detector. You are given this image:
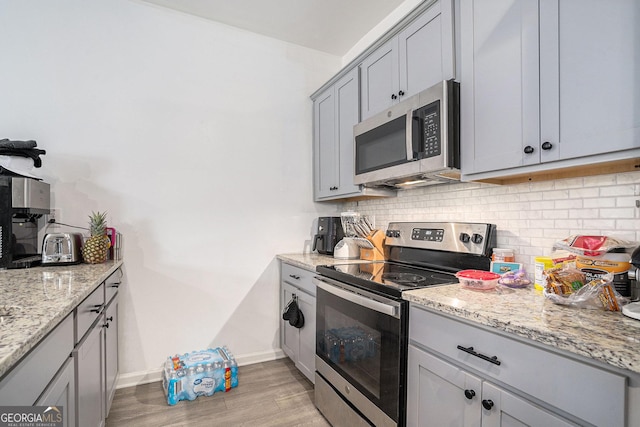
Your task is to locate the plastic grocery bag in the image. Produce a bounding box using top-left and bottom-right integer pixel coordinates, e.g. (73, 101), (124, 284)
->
(553, 235), (637, 257)
(543, 266), (629, 311)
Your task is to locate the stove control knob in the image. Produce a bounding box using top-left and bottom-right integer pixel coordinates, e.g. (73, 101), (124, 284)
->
(393, 230), (400, 238)
(459, 233), (470, 243)
(386, 230), (394, 238)
(471, 233), (484, 244)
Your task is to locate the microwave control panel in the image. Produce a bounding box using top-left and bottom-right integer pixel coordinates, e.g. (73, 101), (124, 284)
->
(414, 100), (441, 158)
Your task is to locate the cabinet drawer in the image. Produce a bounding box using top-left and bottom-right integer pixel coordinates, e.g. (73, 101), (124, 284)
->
(281, 263), (316, 297)
(409, 305), (626, 427)
(76, 284), (105, 344)
(0, 314), (74, 405)
(104, 267), (122, 304)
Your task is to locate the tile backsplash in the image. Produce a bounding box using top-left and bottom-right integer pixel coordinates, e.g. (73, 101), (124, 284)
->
(341, 171), (640, 273)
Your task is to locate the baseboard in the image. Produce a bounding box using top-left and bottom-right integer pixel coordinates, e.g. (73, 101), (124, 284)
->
(115, 348), (287, 389)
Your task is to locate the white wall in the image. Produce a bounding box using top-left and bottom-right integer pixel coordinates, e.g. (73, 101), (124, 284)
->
(0, 0), (342, 378)
(342, 0), (425, 66)
(342, 172), (640, 273)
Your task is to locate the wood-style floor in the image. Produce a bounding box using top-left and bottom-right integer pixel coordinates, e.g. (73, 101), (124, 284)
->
(106, 357), (331, 426)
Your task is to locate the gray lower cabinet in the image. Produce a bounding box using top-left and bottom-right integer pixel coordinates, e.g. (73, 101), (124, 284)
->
(408, 346), (575, 426)
(35, 357), (76, 427)
(104, 296), (119, 415)
(408, 305), (628, 426)
(360, 0), (455, 120)
(75, 316), (104, 427)
(0, 267), (121, 427)
(280, 262), (316, 383)
(460, 0), (640, 180)
(75, 269), (121, 427)
(0, 314), (74, 407)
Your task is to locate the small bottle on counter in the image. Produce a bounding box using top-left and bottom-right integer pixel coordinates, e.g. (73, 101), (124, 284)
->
(492, 248), (515, 262)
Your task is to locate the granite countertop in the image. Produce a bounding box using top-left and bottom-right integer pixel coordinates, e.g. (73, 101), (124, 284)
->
(0, 260), (123, 380)
(277, 253), (368, 271)
(280, 252), (640, 375)
(404, 284), (640, 375)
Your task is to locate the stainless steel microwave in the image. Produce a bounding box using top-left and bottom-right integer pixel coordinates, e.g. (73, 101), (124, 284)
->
(353, 79), (460, 188)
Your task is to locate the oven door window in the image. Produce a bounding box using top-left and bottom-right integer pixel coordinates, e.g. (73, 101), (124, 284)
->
(355, 115), (409, 174)
(316, 286), (403, 422)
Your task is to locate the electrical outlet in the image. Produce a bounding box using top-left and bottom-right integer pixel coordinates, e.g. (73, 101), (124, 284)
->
(48, 208), (61, 223)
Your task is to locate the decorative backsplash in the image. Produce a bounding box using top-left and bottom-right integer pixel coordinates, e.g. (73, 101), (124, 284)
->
(341, 171), (640, 273)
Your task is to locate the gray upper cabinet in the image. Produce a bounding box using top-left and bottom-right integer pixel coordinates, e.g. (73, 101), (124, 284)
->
(460, 0), (540, 175)
(313, 87), (337, 199)
(539, 0), (640, 160)
(359, 39), (397, 121)
(360, 0), (455, 121)
(313, 69), (360, 200)
(461, 0), (640, 179)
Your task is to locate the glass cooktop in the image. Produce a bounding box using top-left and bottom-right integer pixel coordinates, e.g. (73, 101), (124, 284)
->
(317, 261), (458, 299)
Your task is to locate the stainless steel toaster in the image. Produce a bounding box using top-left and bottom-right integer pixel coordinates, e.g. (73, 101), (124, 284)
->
(41, 233), (83, 265)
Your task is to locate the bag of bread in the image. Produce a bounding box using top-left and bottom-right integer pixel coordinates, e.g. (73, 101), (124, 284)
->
(543, 266), (628, 311)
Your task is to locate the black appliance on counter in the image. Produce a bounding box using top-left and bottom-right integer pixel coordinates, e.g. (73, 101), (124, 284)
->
(312, 216), (344, 256)
(314, 221), (496, 427)
(0, 176), (50, 269)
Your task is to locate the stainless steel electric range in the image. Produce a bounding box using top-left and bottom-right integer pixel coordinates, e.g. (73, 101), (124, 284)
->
(313, 221), (496, 427)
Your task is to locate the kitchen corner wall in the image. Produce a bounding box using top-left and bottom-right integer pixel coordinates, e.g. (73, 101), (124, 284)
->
(342, 171), (640, 272)
(0, 0), (341, 381)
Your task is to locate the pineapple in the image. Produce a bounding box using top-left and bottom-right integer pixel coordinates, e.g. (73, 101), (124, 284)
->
(82, 211), (111, 264)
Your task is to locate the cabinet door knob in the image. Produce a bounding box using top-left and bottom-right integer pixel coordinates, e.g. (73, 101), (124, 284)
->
(106, 316), (114, 322)
(482, 399), (494, 410)
(541, 141), (553, 150)
(464, 389), (476, 400)
(391, 94), (397, 100)
(103, 323), (110, 328)
(524, 145), (535, 154)
(398, 90), (405, 96)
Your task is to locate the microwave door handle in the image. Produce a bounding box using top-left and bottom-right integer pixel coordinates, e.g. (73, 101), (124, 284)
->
(405, 109), (415, 160)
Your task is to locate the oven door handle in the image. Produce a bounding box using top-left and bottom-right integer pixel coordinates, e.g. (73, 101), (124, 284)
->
(314, 277), (400, 319)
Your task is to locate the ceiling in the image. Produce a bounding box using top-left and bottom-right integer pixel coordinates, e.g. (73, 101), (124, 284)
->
(140, 0), (408, 56)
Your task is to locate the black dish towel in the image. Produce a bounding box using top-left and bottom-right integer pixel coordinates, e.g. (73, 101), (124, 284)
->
(282, 298), (305, 329)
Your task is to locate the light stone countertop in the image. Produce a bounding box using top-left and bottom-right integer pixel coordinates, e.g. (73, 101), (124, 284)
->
(277, 253), (368, 272)
(404, 284), (640, 375)
(0, 260), (123, 380)
(278, 253), (640, 375)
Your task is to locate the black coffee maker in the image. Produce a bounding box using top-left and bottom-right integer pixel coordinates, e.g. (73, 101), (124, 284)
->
(0, 176), (50, 269)
(313, 217), (344, 255)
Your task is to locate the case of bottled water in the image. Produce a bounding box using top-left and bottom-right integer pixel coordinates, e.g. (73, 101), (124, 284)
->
(162, 346), (238, 405)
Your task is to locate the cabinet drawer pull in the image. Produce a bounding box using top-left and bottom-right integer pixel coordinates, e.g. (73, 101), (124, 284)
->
(464, 389), (476, 400)
(482, 399), (494, 410)
(289, 274), (301, 280)
(90, 304), (104, 313)
(457, 345), (501, 366)
(523, 145), (534, 154)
